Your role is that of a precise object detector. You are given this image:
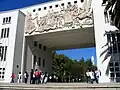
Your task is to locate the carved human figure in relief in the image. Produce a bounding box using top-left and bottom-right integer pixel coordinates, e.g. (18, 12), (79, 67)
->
(64, 3), (74, 27)
(25, 12), (36, 34)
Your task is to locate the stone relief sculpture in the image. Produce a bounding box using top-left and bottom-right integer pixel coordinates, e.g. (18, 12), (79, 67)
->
(25, 0), (93, 34)
(25, 12), (36, 34)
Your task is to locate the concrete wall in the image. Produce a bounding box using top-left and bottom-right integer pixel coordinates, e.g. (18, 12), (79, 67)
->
(24, 37), (52, 74)
(12, 11), (25, 83)
(92, 0), (118, 83)
(0, 10), (22, 83)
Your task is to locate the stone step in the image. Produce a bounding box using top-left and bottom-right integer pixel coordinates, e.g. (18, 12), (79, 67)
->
(0, 83), (120, 90)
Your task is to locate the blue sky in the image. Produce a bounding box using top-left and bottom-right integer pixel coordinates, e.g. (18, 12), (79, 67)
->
(56, 47), (97, 64)
(0, 0), (97, 64)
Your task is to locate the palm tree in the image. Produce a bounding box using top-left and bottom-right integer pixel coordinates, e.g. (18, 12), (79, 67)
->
(102, 0), (120, 29)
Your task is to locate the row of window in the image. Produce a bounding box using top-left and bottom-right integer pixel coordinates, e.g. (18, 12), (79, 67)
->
(0, 46), (7, 61)
(33, 0), (84, 12)
(34, 56), (45, 68)
(3, 17), (11, 24)
(0, 68), (5, 79)
(34, 41), (46, 51)
(1, 28), (10, 38)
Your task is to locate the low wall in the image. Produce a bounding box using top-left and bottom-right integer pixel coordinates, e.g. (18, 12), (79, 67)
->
(0, 83), (120, 90)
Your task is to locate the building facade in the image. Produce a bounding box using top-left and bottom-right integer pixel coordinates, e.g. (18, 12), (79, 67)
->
(0, 0), (119, 83)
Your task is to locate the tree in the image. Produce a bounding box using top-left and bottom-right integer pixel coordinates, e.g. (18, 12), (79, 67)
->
(103, 0), (120, 29)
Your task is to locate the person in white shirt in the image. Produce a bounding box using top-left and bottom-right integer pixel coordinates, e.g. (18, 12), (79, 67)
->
(17, 72), (22, 83)
(95, 69), (101, 83)
(86, 70), (90, 83)
(89, 70), (94, 84)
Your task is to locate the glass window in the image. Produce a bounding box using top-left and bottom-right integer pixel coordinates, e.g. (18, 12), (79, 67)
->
(7, 28), (9, 38)
(38, 8), (41, 11)
(49, 6), (52, 8)
(43, 59), (45, 68)
(44, 7), (47, 10)
(33, 9), (36, 12)
(110, 73), (115, 77)
(61, 3), (64, 6)
(116, 73), (120, 77)
(38, 57), (41, 66)
(115, 62), (119, 66)
(115, 68), (119, 71)
(8, 17), (11, 23)
(81, 0), (84, 2)
(55, 4), (58, 7)
(4, 46), (7, 61)
(1, 29), (4, 38)
(3, 18), (5, 24)
(43, 46), (46, 51)
(39, 44), (42, 49)
(34, 41), (37, 47)
(74, 1), (77, 3)
(68, 2), (71, 4)
(6, 17), (8, 23)
(110, 68), (114, 72)
(34, 56), (36, 64)
(109, 63), (113, 66)
(4, 28), (6, 38)
(2, 76), (4, 78)
(3, 68), (5, 71)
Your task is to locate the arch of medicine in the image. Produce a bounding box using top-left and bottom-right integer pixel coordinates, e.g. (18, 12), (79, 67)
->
(0, 0), (119, 83)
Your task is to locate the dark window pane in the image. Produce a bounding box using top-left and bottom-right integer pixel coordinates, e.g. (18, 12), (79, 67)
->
(39, 44), (41, 49)
(43, 59), (45, 68)
(4, 46), (7, 61)
(2, 72), (4, 74)
(1, 46), (4, 61)
(8, 17), (11, 23)
(55, 4), (58, 7)
(34, 56), (36, 64)
(74, 1), (77, 3)
(115, 62), (119, 66)
(110, 73), (114, 77)
(81, 0), (84, 2)
(116, 73), (120, 77)
(34, 41), (37, 47)
(44, 7), (47, 10)
(3, 18), (5, 24)
(68, 2), (71, 4)
(33, 9), (36, 12)
(38, 57), (41, 66)
(38, 8), (41, 11)
(6, 17), (8, 23)
(3, 68), (5, 70)
(115, 68), (119, 71)
(2, 76), (4, 78)
(110, 68), (114, 72)
(7, 28), (9, 38)
(0, 72), (1, 74)
(1, 29), (4, 38)
(4, 28), (6, 38)
(49, 6), (52, 8)
(109, 63), (113, 66)
(43, 46), (46, 51)
(0, 68), (2, 70)
(61, 3), (64, 6)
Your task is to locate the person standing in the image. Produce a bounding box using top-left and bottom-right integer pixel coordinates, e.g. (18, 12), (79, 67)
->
(30, 69), (34, 84)
(44, 72), (48, 84)
(34, 69), (40, 84)
(86, 70), (90, 83)
(24, 71), (29, 84)
(89, 70), (95, 84)
(11, 73), (15, 83)
(17, 72), (22, 83)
